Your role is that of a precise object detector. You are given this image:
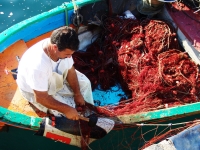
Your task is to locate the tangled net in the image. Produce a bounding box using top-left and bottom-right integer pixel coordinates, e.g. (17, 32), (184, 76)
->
(140, 120), (200, 149)
(73, 17), (200, 116)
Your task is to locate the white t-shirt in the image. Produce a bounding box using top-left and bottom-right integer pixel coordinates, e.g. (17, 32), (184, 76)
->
(17, 38), (74, 93)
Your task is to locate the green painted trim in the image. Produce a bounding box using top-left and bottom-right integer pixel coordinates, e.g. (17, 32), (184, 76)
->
(0, 107), (42, 130)
(118, 102), (200, 123)
(1, 101), (200, 130)
(0, 0), (101, 45)
(64, 3), (69, 26)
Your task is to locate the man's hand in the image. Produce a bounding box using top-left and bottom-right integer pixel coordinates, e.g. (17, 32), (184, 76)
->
(34, 90), (80, 120)
(74, 94), (85, 106)
(63, 107), (79, 120)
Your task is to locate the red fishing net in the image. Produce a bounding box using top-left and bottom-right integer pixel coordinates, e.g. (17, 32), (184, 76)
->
(73, 17), (200, 116)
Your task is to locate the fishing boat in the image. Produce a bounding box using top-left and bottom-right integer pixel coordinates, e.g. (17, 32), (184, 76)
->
(0, 0), (200, 149)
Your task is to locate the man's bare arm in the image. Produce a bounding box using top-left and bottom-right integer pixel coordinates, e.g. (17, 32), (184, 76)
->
(66, 66), (85, 106)
(34, 90), (79, 120)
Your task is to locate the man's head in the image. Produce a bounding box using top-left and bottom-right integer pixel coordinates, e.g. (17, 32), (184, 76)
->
(50, 26), (79, 52)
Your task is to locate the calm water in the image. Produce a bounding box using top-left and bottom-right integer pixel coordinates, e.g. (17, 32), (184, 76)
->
(0, 0), (71, 33)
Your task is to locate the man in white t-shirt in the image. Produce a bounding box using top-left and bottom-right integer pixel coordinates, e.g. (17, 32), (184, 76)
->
(17, 26), (94, 120)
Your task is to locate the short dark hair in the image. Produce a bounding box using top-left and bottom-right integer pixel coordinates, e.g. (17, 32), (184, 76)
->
(50, 26), (79, 51)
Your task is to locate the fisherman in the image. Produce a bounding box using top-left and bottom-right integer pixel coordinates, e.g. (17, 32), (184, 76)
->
(16, 26), (94, 120)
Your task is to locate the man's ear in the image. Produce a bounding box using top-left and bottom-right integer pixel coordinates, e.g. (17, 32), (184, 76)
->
(52, 44), (58, 49)
(52, 44), (58, 52)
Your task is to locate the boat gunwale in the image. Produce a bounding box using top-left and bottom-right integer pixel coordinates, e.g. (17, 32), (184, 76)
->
(2, 102), (200, 129)
(0, 0), (101, 53)
(0, 106), (41, 130)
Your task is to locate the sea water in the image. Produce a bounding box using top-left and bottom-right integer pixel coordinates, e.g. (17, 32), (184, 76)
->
(0, 0), (70, 33)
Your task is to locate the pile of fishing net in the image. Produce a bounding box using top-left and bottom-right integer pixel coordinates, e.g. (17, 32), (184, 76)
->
(73, 17), (200, 115)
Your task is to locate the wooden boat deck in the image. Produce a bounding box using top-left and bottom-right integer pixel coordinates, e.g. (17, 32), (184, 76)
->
(1, 25), (200, 127)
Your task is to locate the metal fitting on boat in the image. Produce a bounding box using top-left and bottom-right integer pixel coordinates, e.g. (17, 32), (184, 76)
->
(137, 0), (165, 17)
